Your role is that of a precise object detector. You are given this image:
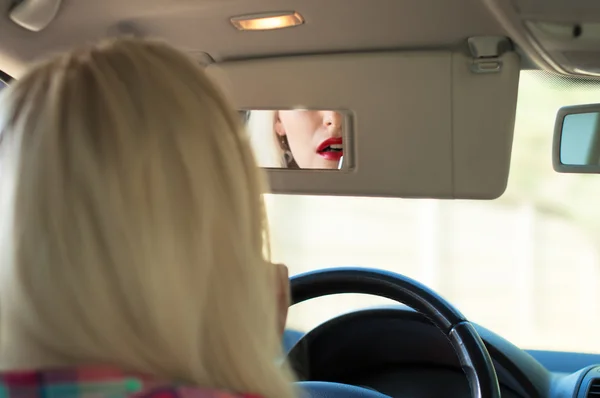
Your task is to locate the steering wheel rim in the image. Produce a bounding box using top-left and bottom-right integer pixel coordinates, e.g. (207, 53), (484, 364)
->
(287, 267), (501, 398)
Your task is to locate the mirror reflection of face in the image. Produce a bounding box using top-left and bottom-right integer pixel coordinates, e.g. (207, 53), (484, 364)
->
(275, 110), (343, 169)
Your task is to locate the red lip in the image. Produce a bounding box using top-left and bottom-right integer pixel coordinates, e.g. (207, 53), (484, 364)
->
(316, 137), (343, 161)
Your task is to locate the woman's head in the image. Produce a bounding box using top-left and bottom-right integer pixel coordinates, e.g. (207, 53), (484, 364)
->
(0, 38), (294, 398)
(246, 110), (343, 169)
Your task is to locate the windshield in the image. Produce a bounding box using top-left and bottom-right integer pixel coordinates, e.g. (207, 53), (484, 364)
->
(266, 69), (600, 354)
(0, 70), (9, 89)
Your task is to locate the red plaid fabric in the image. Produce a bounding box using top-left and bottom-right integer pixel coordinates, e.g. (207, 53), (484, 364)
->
(0, 367), (263, 398)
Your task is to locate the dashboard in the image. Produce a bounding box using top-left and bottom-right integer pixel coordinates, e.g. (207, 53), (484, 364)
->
(284, 307), (600, 398)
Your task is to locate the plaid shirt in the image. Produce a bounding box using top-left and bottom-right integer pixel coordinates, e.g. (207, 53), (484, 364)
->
(0, 367), (262, 398)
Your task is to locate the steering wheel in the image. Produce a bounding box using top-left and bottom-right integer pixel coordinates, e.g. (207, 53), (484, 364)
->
(287, 268), (501, 398)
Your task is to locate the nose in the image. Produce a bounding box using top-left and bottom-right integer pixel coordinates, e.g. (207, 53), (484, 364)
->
(322, 111), (342, 130)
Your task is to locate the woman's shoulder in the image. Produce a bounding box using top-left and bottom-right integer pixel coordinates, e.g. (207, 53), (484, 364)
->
(0, 367), (264, 398)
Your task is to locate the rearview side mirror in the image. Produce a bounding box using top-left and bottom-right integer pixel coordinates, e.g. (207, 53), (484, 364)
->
(553, 104), (600, 173)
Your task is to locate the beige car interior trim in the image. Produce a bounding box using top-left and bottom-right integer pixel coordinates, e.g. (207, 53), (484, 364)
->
(207, 49), (520, 199)
(482, 0), (600, 78)
(0, 0), (507, 78)
(481, 0), (568, 74)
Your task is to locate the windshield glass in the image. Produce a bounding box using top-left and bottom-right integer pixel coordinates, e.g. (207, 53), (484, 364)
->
(0, 70), (8, 89)
(266, 69), (600, 354)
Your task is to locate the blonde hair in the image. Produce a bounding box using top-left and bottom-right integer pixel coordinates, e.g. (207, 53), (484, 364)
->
(245, 111), (286, 168)
(0, 38), (295, 398)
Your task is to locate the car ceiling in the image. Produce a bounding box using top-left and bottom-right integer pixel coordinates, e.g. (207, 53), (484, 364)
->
(0, 0), (507, 77)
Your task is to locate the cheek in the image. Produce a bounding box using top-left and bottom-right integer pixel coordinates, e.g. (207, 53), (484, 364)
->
(286, 126), (309, 144)
(283, 120), (317, 143)
(286, 134), (313, 159)
(279, 114), (321, 166)
(284, 130), (317, 167)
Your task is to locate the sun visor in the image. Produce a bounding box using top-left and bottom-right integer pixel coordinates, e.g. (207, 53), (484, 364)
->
(206, 49), (520, 199)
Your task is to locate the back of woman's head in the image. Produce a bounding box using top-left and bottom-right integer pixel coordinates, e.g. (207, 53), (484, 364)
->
(0, 38), (295, 398)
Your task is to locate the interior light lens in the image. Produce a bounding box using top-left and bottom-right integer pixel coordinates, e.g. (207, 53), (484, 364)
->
(230, 11), (304, 31)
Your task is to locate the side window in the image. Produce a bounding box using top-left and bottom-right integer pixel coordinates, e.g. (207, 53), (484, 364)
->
(0, 69), (12, 90)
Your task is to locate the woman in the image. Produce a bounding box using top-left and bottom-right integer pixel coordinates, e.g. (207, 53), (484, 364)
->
(0, 38), (295, 398)
(245, 110), (344, 169)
